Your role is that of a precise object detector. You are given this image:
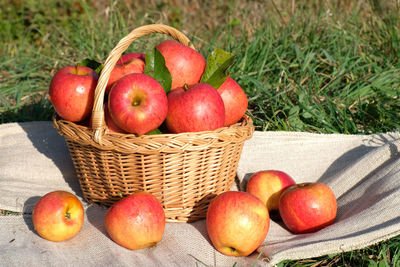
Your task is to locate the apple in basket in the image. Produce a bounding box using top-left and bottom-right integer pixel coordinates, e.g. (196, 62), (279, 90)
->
(165, 83), (225, 133)
(49, 65), (99, 122)
(246, 170), (295, 212)
(32, 191), (84, 242)
(108, 73), (168, 135)
(206, 191), (270, 257)
(156, 40), (206, 89)
(90, 103), (127, 134)
(279, 182), (337, 234)
(105, 53), (145, 94)
(218, 76), (248, 126)
(103, 104), (127, 133)
(105, 192), (166, 250)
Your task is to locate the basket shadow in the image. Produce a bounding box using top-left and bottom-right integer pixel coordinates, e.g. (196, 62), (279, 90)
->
(186, 193), (217, 223)
(86, 205), (110, 238)
(18, 121), (84, 198)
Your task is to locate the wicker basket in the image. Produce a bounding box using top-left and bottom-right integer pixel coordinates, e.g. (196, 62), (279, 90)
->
(53, 24), (254, 222)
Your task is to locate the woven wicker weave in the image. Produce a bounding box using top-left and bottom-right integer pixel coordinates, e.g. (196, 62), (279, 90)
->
(53, 24), (254, 222)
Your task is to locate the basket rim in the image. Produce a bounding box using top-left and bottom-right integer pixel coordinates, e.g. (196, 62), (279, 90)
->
(53, 114), (255, 154)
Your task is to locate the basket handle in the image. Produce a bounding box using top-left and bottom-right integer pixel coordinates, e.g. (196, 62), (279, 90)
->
(91, 24), (194, 143)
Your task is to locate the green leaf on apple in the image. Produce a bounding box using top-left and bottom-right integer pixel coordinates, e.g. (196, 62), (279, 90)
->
(80, 58), (103, 75)
(144, 48), (172, 93)
(201, 48), (235, 89)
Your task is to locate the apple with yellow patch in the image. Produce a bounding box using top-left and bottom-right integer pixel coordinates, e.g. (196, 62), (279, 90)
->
(246, 170), (295, 212)
(206, 191), (270, 257)
(32, 190), (84, 242)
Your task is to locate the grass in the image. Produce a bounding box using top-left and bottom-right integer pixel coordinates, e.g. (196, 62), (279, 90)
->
(1, 0), (399, 265)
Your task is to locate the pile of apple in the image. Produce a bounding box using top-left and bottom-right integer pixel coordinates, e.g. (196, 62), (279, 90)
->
(43, 40), (338, 258)
(205, 171), (337, 257)
(246, 170), (337, 235)
(32, 170), (337, 258)
(49, 40), (248, 135)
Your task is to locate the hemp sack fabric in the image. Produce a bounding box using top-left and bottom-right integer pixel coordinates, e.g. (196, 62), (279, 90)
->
(0, 121), (399, 266)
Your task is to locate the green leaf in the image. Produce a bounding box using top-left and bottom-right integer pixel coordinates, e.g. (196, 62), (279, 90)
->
(200, 48), (235, 88)
(200, 48), (235, 89)
(80, 58), (103, 75)
(144, 47), (172, 93)
(146, 128), (163, 135)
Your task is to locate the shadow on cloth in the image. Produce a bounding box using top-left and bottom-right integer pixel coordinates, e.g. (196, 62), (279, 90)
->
(19, 122), (84, 198)
(22, 196), (41, 233)
(86, 205), (109, 238)
(318, 133), (400, 186)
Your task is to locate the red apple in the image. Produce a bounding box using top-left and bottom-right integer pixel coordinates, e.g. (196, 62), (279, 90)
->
(165, 83), (225, 133)
(206, 191), (270, 257)
(246, 170), (295, 212)
(103, 104), (127, 133)
(105, 192), (166, 250)
(156, 40), (206, 89)
(108, 73), (168, 135)
(116, 53), (145, 64)
(32, 190), (84, 242)
(49, 65), (98, 122)
(106, 53), (145, 94)
(279, 182), (337, 234)
(218, 77), (248, 126)
(90, 104), (127, 134)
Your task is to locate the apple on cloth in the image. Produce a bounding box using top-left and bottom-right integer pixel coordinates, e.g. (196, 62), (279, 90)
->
(32, 190), (84, 242)
(206, 191), (270, 257)
(279, 182), (337, 234)
(246, 170), (296, 212)
(105, 192), (165, 250)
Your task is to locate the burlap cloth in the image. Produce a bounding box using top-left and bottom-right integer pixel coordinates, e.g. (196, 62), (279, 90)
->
(0, 121), (399, 266)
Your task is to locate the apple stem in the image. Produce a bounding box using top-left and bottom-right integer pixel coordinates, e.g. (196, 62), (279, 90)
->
(75, 64), (80, 75)
(183, 83), (189, 91)
(65, 212), (71, 220)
